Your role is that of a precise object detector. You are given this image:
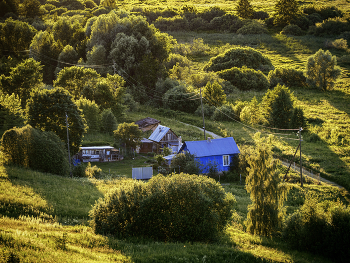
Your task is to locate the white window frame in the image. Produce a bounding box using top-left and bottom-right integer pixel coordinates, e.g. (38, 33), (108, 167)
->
(223, 155), (230, 166)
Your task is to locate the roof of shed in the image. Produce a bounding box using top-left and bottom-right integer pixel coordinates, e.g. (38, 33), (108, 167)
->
(135, 117), (160, 129)
(148, 125), (171, 142)
(181, 137), (240, 157)
(80, 146), (115, 150)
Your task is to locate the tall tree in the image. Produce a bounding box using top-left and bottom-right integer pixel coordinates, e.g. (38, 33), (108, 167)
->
(21, 0), (41, 18)
(245, 133), (288, 237)
(0, 18), (37, 56)
(0, 58), (43, 108)
(269, 88), (293, 129)
(305, 49), (341, 91)
(75, 97), (100, 133)
(0, 0), (20, 17)
(203, 81), (226, 107)
(30, 30), (62, 84)
(274, 0), (300, 27)
(236, 0), (254, 19)
(26, 87), (86, 155)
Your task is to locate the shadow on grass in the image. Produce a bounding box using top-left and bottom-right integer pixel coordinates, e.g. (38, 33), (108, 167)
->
(1, 166), (104, 224)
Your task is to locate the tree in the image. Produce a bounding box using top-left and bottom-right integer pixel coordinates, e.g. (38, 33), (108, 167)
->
(0, 58), (43, 108)
(170, 152), (200, 175)
(245, 133), (288, 236)
(240, 97), (263, 125)
(260, 84), (294, 126)
(54, 66), (101, 99)
(0, 91), (24, 135)
(274, 0), (300, 27)
(56, 45), (79, 70)
(203, 81), (226, 107)
(30, 30), (62, 84)
(0, 18), (37, 56)
(21, 0), (42, 18)
(113, 122), (142, 150)
(26, 88), (86, 155)
(236, 0), (254, 19)
(100, 108), (117, 135)
(75, 97), (100, 133)
(269, 88), (293, 129)
(290, 107), (305, 129)
(163, 84), (200, 113)
(305, 49), (342, 91)
(0, 0), (20, 17)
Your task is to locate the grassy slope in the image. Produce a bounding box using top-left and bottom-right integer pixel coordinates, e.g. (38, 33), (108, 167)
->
(1, 163), (346, 262)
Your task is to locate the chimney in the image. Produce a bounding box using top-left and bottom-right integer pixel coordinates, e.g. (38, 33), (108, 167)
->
(207, 137), (211, 143)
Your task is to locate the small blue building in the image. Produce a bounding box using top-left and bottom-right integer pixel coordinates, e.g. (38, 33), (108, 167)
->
(179, 137), (240, 173)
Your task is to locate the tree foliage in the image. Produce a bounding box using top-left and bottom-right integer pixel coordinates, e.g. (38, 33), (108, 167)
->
(90, 173), (235, 242)
(0, 58), (43, 108)
(236, 0), (254, 19)
(0, 18), (37, 56)
(1, 125), (69, 176)
(305, 49), (341, 91)
(269, 88), (293, 129)
(113, 122), (142, 149)
(274, 0), (300, 27)
(204, 47), (273, 72)
(75, 97), (100, 133)
(245, 133), (288, 236)
(100, 108), (117, 135)
(0, 0), (20, 17)
(217, 67), (270, 91)
(203, 81), (226, 107)
(26, 88), (86, 155)
(170, 152), (201, 175)
(0, 91), (24, 135)
(163, 84), (200, 113)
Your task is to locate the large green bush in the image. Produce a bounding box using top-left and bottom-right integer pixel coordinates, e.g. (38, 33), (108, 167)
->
(90, 173), (236, 242)
(1, 125), (69, 176)
(217, 67), (270, 91)
(204, 47), (273, 72)
(283, 197), (350, 263)
(268, 67), (307, 88)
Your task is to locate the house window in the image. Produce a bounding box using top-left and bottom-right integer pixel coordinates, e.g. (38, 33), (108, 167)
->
(223, 155), (230, 166)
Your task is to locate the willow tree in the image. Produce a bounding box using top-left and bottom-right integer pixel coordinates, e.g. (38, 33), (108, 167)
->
(245, 133), (288, 237)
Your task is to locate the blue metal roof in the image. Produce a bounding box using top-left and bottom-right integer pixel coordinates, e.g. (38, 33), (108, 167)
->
(180, 137), (240, 157)
(148, 125), (170, 142)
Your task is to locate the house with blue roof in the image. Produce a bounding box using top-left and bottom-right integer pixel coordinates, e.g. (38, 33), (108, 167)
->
(178, 137), (240, 173)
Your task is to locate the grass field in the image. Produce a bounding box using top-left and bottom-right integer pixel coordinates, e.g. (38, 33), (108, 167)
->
(1, 163), (346, 262)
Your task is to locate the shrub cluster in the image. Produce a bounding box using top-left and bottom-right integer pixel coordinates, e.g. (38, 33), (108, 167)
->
(280, 24), (303, 36)
(303, 5), (343, 20)
(283, 197), (350, 263)
(204, 47), (273, 72)
(268, 67), (307, 88)
(90, 173), (236, 242)
(0, 125), (69, 176)
(217, 67), (270, 91)
(236, 21), (268, 35)
(313, 17), (350, 36)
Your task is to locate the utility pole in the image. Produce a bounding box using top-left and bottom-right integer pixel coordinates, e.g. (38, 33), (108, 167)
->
(66, 112), (72, 178)
(200, 87), (206, 140)
(299, 127), (303, 187)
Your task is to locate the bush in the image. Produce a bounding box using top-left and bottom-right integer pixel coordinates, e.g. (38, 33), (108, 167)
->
(303, 5), (343, 20)
(195, 104), (215, 118)
(313, 17), (350, 36)
(0, 125), (69, 176)
(268, 67), (307, 88)
(236, 21), (268, 35)
(324, 38), (348, 50)
(85, 162), (102, 178)
(163, 85), (200, 113)
(204, 46), (273, 72)
(283, 197), (350, 262)
(170, 152), (201, 175)
(280, 24), (303, 36)
(253, 11), (269, 20)
(217, 67), (270, 91)
(153, 16), (189, 31)
(199, 6), (226, 22)
(90, 173), (236, 242)
(72, 163), (85, 177)
(211, 103), (235, 121)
